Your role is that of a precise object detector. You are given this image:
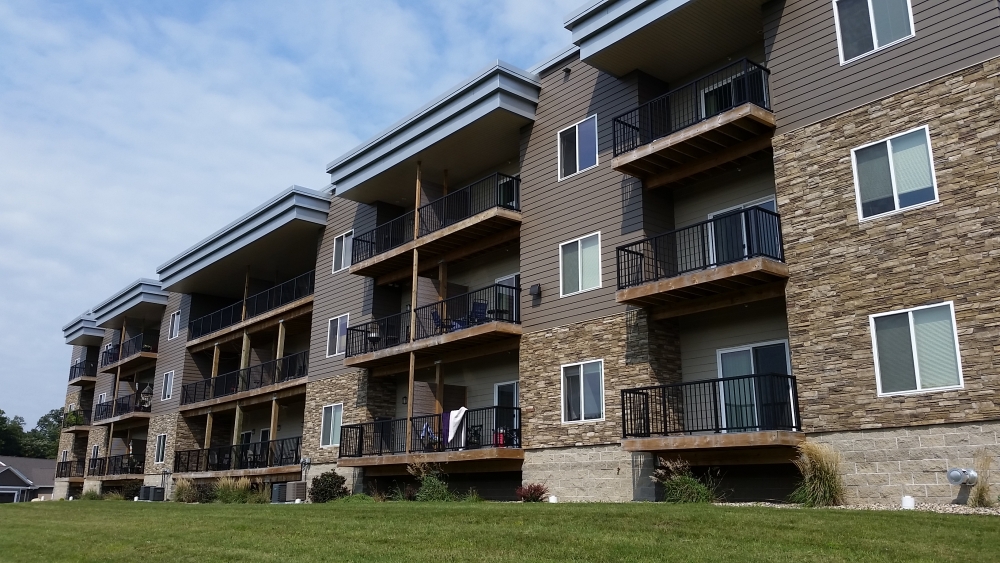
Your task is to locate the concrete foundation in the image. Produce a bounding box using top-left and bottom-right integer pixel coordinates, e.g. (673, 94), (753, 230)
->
(522, 445), (656, 502)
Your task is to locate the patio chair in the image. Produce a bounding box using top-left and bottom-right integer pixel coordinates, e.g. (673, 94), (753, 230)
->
(469, 300), (488, 325)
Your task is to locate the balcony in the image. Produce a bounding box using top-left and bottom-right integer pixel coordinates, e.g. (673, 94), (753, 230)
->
(62, 409), (92, 431)
(620, 374), (802, 461)
(92, 389), (152, 423)
(350, 173), (521, 279)
(68, 359), (97, 385)
(187, 270), (315, 342)
(338, 406), (522, 468)
(611, 59), (774, 189)
(99, 331), (159, 373)
(88, 453), (145, 478)
(616, 207), (788, 317)
(344, 284), (521, 368)
(180, 351), (308, 407)
(56, 460), (86, 479)
(173, 436), (302, 477)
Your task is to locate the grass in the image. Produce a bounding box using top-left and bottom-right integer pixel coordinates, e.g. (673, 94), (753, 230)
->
(1, 501), (997, 562)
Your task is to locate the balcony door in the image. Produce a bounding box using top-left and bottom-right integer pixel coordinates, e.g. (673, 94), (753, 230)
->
(495, 273), (520, 322)
(707, 197), (776, 267)
(699, 65), (769, 120)
(495, 381), (519, 447)
(716, 340), (791, 432)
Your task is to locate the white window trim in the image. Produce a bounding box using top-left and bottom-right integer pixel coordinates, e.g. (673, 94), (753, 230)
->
(851, 125), (938, 223)
(559, 231), (603, 298)
(167, 310), (181, 340)
(326, 314), (350, 357)
(97, 392), (107, 404)
(320, 402), (344, 448)
(332, 229), (354, 274)
(557, 115), (599, 181)
(833, 0), (916, 65)
(494, 380), (520, 407)
(560, 359), (606, 424)
(714, 339), (792, 376)
(160, 371), (174, 401)
(61, 450), (68, 462)
(869, 301), (964, 397)
(154, 434), (167, 464)
(91, 445), (99, 459)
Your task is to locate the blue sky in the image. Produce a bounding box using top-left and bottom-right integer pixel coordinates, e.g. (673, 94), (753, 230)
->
(0, 0), (579, 424)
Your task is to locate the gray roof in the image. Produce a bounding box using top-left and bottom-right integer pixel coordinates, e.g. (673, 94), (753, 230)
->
(0, 456), (57, 488)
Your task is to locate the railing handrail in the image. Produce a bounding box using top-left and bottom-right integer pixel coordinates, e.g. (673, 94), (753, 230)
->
(417, 173), (520, 237)
(344, 311), (412, 358)
(179, 350), (309, 405)
(173, 436), (302, 472)
(62, 409), (92, 427)
(351, 210), (416, 265)
(615, 205), (780, 252)
(187, 270), (316, 340)
(68, 359), (97, 380)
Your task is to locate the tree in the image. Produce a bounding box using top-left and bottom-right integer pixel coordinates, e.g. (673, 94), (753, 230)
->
(21, 409), (63, 459)
(0, 409), (25, 456)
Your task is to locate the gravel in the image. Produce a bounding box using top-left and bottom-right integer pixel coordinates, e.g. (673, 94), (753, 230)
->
(716, 501), (1000, 516)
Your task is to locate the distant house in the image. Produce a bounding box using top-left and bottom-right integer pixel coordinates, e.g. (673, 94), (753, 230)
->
(0, 456), (56, 502)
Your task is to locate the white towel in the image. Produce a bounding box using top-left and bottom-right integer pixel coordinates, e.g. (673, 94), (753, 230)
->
(448, 407), (468, 444)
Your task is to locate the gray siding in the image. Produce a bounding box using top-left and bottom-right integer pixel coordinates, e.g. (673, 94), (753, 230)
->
(673, 161), (777, 227)
(765, 0), (1000, 133)
(519, 55), (649, 332)
(151, 292), (194, 415)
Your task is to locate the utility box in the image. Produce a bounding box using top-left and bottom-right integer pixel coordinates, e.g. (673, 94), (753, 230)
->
(150, 487), (165, 502)
(138, 486), (151, 501)
(271, 483), (288, 504)
(285, 481), (306, 502)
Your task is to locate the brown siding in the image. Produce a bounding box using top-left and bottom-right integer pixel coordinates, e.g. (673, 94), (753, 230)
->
(764, 0), (1000, 133)
(151, 292), (192, 415)
(519, 54), (652, 333)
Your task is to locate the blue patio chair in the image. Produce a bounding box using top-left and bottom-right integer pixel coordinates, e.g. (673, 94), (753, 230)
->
(470, 300), (488, 325)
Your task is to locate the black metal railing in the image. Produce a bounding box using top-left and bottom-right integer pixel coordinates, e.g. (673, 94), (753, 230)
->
(616, 206), (783, 290)
(99, 332), (159, 367)
(172, 436), (302, 473)
(87, 453), (145, 476)
(113, 390), (153, 417)
(418, 173), (520, 236)
(352, 211), (415, 265)
(612, 58), (771, 156)
(338, 418), (408, 458)
(62, 409), (91, 428)
(56, 459), (86, 478)
(68, 359), (97, 382)
(93, 400), (115, 422)
(413, 284), (520, 341)
(621, 373), (799, 438)
(187, 271), (316, 340)
(99, 345), (119, 367)
(345, 312), (411, 357)
(180, 351), (309, 405)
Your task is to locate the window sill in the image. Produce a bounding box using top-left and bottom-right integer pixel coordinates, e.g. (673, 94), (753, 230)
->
(559, 285), (602, 299)
(840, 34), (915, 66)
(558, 163), (599, 182)
(858, 199), (938, 224)
(877, 384), (963, 398)
(561, 417), (606, 425)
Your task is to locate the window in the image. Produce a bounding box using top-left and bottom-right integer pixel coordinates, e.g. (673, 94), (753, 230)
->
(161, 371), (174, 401)
(154, 434), (167, 464)
(97, 392), (107, 404)
(326, 314), (349, 357)
(333, 230), (354, 273)
(320, 403), (343, 447)
(259, 429), (270, 443)
(167, 310), (181, 340)
(834, 0), (914, 64)
(91, 445), (99, 459)
(560, 233), (601, 296)
(852, 126), (936, 220)
(562, 360), (604, 423)
(558, 115), (598, 180)
(870, 302), (963, 396)
(61, 450), (68, 462)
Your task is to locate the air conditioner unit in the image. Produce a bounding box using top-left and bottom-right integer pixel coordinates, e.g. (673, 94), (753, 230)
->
(285, 481), (307, 502)
(138, 486), (152, 501)
(271, 483), (288, 504)
(150, 487), (165, 502)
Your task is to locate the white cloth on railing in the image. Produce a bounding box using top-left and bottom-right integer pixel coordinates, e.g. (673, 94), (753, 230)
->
(447, 407), (468, 445)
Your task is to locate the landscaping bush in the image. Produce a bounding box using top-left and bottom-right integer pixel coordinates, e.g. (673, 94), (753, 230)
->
(248, 486), (271, 504)
(516, 483), (549, 502)
(215, 477), (254, 504)
(969, 447), (994, 508)
(390, 484), (418, 502)
(80, 490), (102, 501)
(415, 474), (455, 502)
(309, 471), (349, 503)
(652, 460), (717, 503)
(462, 488), (484, 503)
(789, 442), (844, 507)
(173, 478), (198, 503)
(103, 491), (125, 501)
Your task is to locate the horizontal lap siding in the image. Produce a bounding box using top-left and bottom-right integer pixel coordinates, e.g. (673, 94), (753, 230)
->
(151, 292), (190, 415)
(519, 56), (644, 332)
(765, 0), (1000, 134)
(307, 197), (376, 383)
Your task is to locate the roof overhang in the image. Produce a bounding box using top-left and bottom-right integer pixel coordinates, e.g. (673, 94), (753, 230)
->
(62, 312), (105, 346)
(156, 186), (330, 297)
(564, 0), (767, 81)
(91, 279), (169, 329)
(327, 61), (540, 204)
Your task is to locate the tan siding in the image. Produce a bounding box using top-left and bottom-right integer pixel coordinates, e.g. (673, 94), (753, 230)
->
(151, 292), (190, 415)
(765, 0), (1000, 133)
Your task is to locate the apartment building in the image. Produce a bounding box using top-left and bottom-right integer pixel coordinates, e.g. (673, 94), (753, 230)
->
(55, 0), (1000, 504)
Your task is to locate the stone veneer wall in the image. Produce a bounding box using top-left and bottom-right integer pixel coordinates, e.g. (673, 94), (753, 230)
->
(773, 56), (1000, 433)
(143, 413), (179, 477)
(811, 422), (999, 504)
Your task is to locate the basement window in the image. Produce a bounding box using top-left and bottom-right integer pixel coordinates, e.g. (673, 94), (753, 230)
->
(834, 0), (914, 64)
(870, 302), (963, 396)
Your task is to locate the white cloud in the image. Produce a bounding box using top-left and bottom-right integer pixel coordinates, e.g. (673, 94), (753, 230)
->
(0, 0), (576, 423)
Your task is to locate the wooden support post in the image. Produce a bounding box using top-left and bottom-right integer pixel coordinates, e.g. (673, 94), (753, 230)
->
(405, 352), (416, 452)
(211, 344), (221, 377)
(414, 161), (422, 238)
(276, 321), (286, 360)
(269, 396), (279, 443)
(232, 404), (243, 446)
(435, 362), (443, 415)
(107, 422), (115, 456)
(438, 262), (448, 321)
(241, 267), (250, 321)
(240, 331), (251, 369)
(204, 411), (214, 449)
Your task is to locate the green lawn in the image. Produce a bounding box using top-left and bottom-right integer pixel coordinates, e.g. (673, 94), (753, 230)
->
(0, 501), (995, 563)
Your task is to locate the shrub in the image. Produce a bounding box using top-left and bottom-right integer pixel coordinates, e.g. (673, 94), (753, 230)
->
(120, 482), (142, 500)
(516, 483), (549, 502)
(462, 488), (484, 503)
(309, 471), (349, 503)
(390, 484), (418, 502)
(652, 459), (717, 503)
(789, 442), (844, 507)
(415, 474), (455, 502)
(80, 490), (102, 501)
(215, 477), (254, 504)
(172, 478), (201, 503)
(103, 491), (125, 501)
(969, 447), (994, 508)
(248, 486), (271, 504)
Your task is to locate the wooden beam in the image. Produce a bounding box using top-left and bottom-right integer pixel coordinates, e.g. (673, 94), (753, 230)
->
(644, 135), (774, 190)
(231, 404), (243, 447)
(376, 226), (519, 285)
(621, 430), (803, 453)
(618, 258), (788, 304)
(650, 281), (787, 320)
(405, 352), (416, 453)
(434, 362), (443, 415)
(269, 396), (279, 443)
(344, 322), (522, 368)
(211, 345), (221, 378)
(275, 320), (286, 360)
(241, 267), (250, 321)
(204, 411), (213, 449)
(240, 331), (251, 370)
(368, 338), (520, 377)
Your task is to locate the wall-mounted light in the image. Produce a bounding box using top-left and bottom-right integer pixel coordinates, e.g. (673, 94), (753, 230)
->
(529, 284), (541, 297)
